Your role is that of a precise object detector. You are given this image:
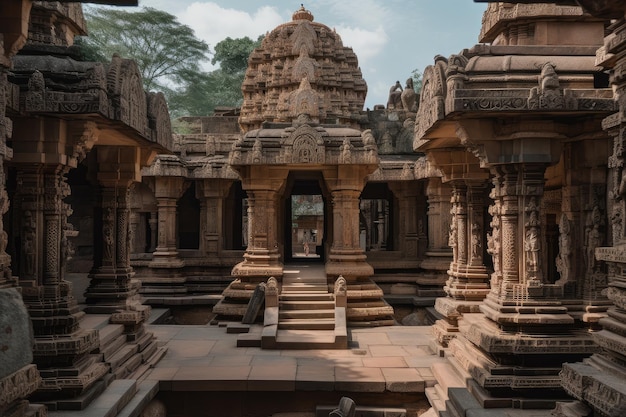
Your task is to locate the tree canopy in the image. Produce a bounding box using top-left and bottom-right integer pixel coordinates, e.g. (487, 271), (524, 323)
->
(171, 36), (262, 118)
(76, 7), (261, 119)
(76, 7), (210, 92)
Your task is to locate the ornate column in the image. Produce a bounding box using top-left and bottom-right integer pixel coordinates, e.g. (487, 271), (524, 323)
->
(433, 179), (491, 346)
(85, 180), (143, 310)
(420, 177), (453, 277)
(148, 211), (157, 252)
(389, 181), (434, 291)
(232, 186), (283, 278)
(10, 120), (105, 404)
(149, 176), (185, 268)
(85, 146), (149, 319)
(197, 178), (233, 259)
(325, 173), (373, 280)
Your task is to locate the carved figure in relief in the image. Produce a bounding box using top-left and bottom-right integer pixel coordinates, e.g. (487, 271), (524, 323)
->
(387, 81), (403, 109)
(524, 226), (540, 281)
(487, 230), (501, 274)
(339, 138), (352, 164)
(585, 223), (602, 275)
(252, 139), (262, 163)
(555, 213), (571, 284)
(584, 206), (603, 275)
(22, 211), (36, 276)
(103, 208), (114, 262)
(611, 205), (623, 244)
(448, 220), (458, 261)
(401, 77), (417, 112)
(471, 222), (481, 262)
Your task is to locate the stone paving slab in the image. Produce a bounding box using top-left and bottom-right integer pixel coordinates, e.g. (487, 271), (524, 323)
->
(145, 323), (442, 394)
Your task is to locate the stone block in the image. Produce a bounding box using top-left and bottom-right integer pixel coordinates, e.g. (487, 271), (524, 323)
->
(0, 289), (34, 379)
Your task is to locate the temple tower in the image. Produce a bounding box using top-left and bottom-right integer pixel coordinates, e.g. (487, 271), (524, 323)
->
(213, 6), (394, 329)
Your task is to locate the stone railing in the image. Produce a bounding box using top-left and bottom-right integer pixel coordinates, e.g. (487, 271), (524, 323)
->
(334, 275), (347, 308)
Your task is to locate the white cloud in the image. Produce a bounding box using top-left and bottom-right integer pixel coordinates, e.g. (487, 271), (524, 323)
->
(177, 2), (284, 53)
(315, 0), (393, 29)
(336, 25), (389, 66)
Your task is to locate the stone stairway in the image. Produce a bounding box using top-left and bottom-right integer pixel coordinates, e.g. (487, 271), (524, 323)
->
(261, 264), (348, 349)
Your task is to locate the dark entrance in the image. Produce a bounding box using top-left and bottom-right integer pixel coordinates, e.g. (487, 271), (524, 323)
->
(284, 175), (327, 262)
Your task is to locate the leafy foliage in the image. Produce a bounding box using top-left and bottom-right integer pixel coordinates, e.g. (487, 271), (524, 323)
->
(411, 68), (423, 94)
(212, 36), (261, 74)
(76, 7), (262, 120)
(170, 36), (262, 118)
(76, 7), (210, 92)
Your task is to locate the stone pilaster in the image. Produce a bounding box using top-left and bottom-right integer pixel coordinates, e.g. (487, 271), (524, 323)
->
(197, 179), (233, 258)
(149, 177), (185, 268)
(433, 180), (491, 346)
(13, 165), (104, 402)
(420, 177), (453, 279)
(232, 187), (284, 278)
(85, 146), (148, 318)
(325, 187), (373, 279)
(448, 161), (597, 402)
(148, 211), (157, 252)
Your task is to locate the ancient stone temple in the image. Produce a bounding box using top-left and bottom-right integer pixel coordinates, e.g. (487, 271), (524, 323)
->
(5, 1), (626, 417)
(129, 6), (438, 346)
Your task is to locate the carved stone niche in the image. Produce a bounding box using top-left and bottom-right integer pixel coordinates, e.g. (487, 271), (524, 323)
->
(281, 123), (326, 165)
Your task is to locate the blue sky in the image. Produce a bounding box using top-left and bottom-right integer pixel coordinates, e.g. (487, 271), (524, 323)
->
(98, 1), (487, 109)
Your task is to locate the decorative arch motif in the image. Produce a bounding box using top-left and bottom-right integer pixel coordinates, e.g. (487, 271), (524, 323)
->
(414, 56), (448, 143)
(147, 92), (173, 150)
(291, 20), (317, 56)
(283, 124), (326, 164)
(107, 55), (148, 136)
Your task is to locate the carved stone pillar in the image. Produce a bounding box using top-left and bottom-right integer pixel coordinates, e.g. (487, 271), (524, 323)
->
(449, 181), (468, 273)
(85, 182), (142, 311)
(480, 163), (572, 322)
(149, 176), (185, 268)
(7, 100), (103, 407)
(420, 177), (454, 279)
(557, 142), (612, 329)
(326, 187), (373, 280)
(85, 146), (148, 316)
(148, 211), (157, 252)
(433, 180), (490, 346)
(198, 179), (232, 258)
(232, 187), (283, 278)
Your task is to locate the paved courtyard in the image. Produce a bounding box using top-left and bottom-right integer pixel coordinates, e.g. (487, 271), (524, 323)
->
(144, 323), (445, 394)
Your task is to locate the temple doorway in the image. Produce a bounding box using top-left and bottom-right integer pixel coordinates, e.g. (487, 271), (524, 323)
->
(284, 176), (327, 262)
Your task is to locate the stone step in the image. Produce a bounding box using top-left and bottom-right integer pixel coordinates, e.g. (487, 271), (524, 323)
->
(98, 324), (125, 347)
(282, 285), (328, 293)
(279, 308), (335, 319)
(280, 292), (334, 302)
(280, 300), (335, 310)
(274, 329), (340, 349)
(116, 380), (159, 417)
(49, 379), (137, 417)
(278, 318), (335, 330)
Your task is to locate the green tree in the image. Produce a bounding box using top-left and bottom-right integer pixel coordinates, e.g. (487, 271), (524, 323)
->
(212, 36), (261, 74)
(170, 36), (262, 118)
(411, 68), (423, 94)
(76, 7), (210, 92)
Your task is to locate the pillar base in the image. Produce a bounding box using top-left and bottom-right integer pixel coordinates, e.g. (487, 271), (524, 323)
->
(561, 355), (626, 417)
(231, 250), (283, 280)
(149, 252), (185, 268)
(325, 250), (373, 279)
(448, 313), (597, 402)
